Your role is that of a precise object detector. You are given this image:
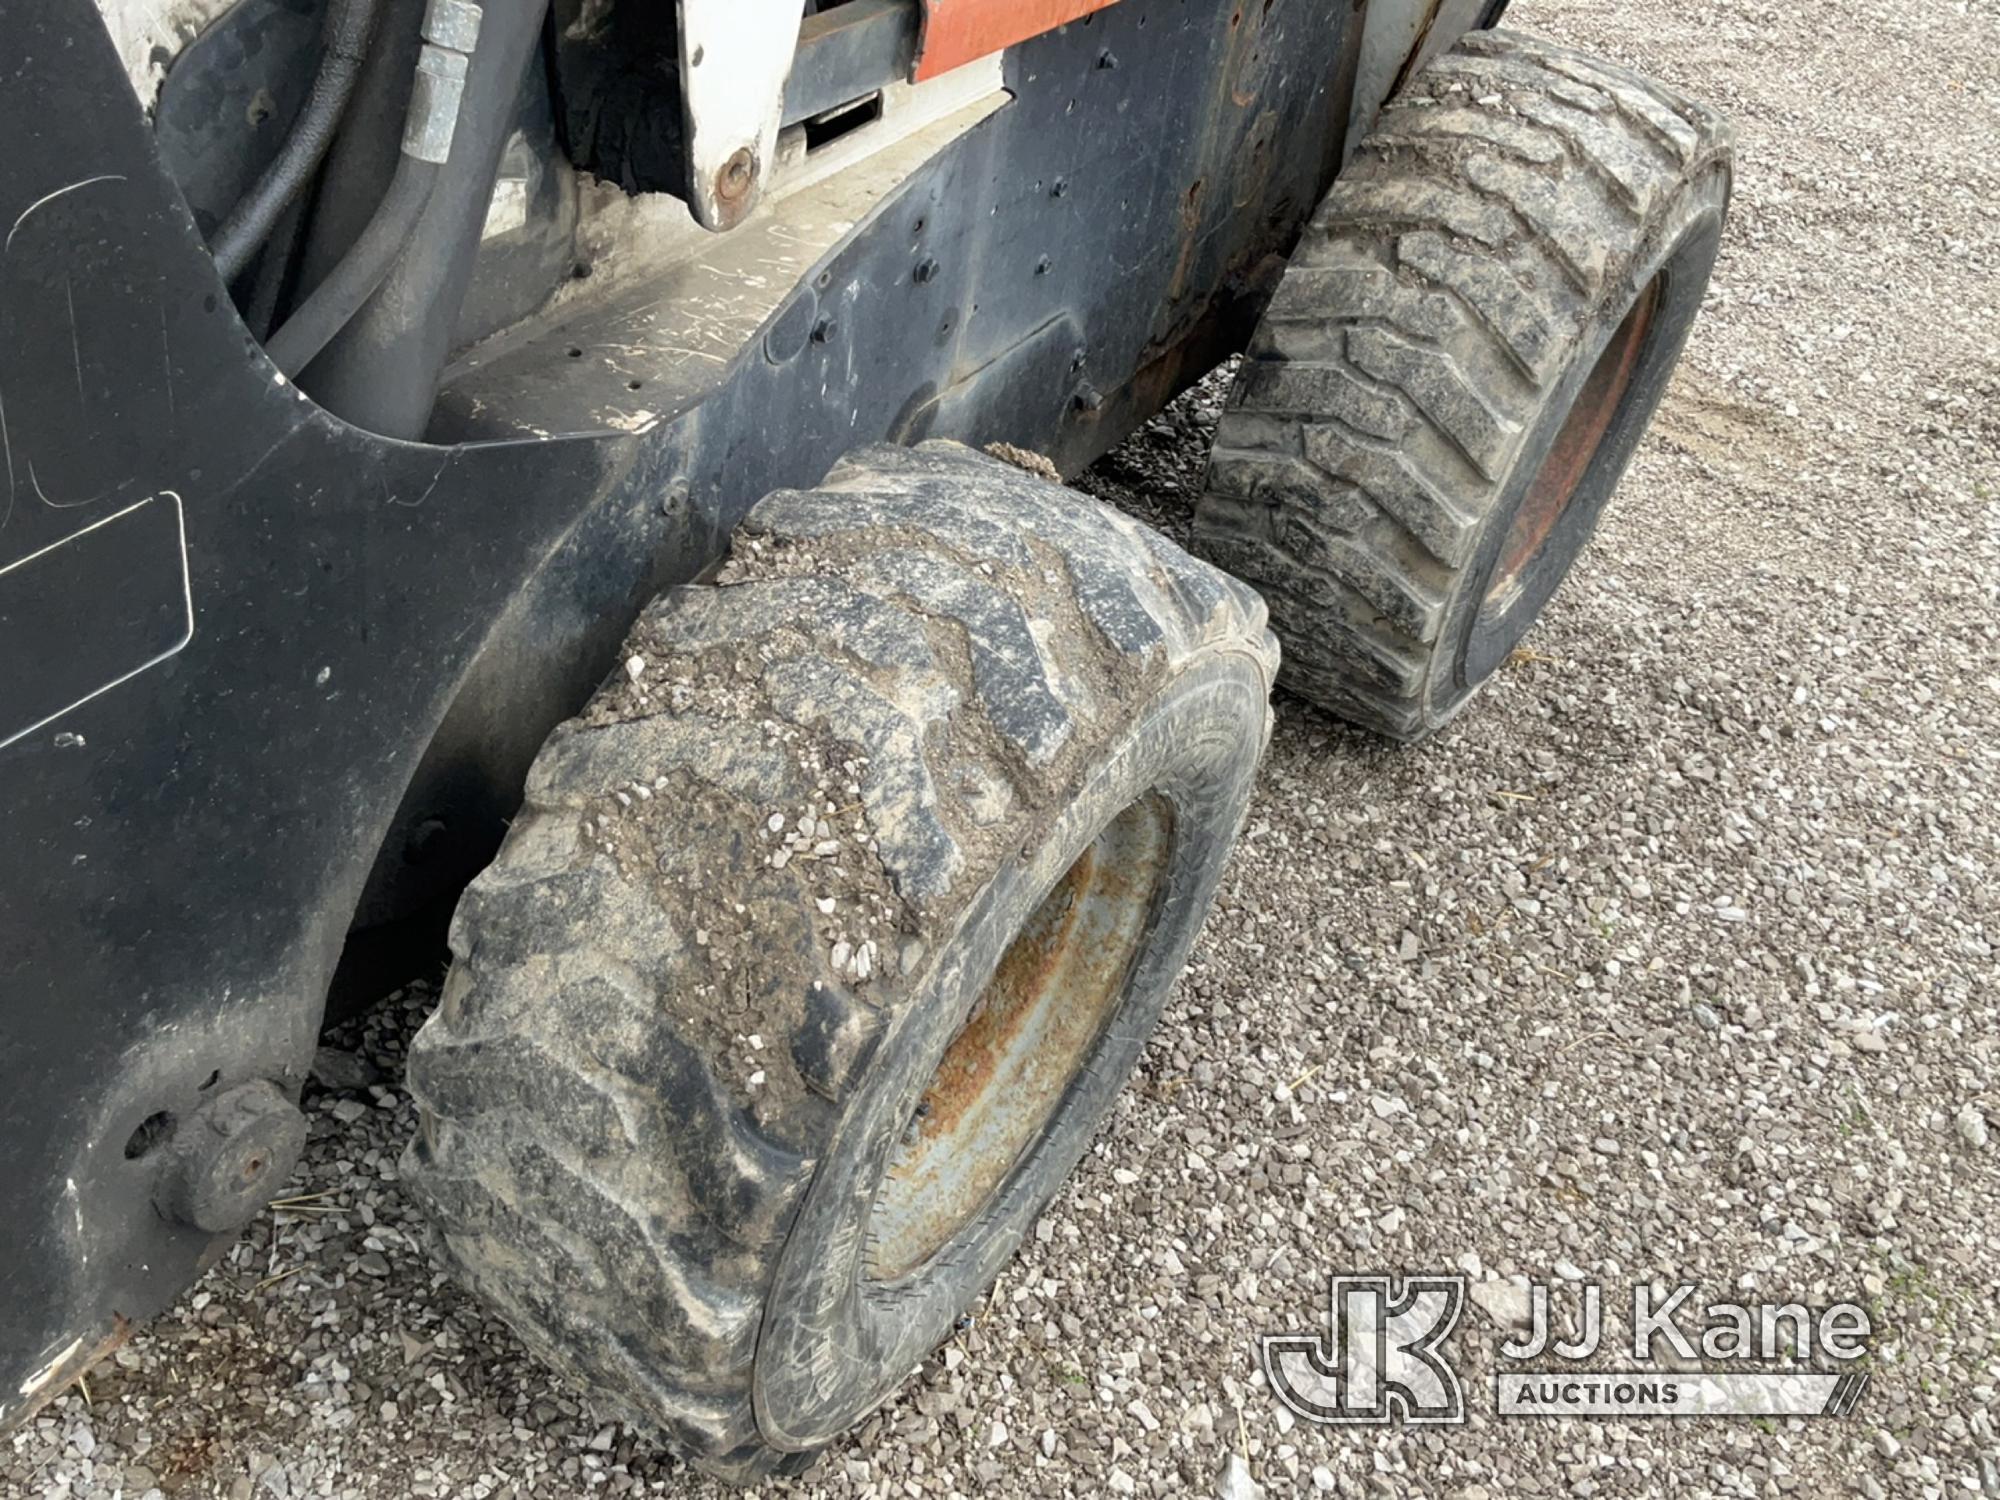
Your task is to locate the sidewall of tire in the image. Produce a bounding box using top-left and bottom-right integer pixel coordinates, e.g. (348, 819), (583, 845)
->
(1445, 166), (1733, 701)
(753, 650), (1269, 1450)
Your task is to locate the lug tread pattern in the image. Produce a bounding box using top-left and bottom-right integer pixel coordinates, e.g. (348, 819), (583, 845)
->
(405, 441), (1275, 1478)
(1193, 28), (1731, 740)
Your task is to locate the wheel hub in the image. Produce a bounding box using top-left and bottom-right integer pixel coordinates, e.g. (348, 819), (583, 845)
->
(865, 794), (1175, 1281)
(1485, 275), (1664, 613)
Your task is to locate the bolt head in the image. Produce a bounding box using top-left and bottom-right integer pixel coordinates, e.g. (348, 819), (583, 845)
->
(716, 147), (758, 204)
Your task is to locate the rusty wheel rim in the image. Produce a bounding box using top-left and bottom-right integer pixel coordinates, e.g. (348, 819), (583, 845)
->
(1483, 275), (1663, 615)
(865, 794), (1175, 1281)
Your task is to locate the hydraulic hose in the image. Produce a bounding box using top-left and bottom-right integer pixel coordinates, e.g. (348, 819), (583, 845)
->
(264, 0), (484, 377)
(210, 0), (385, 285)
(297, 0), (543, 438)
(264, 156), (440, 375)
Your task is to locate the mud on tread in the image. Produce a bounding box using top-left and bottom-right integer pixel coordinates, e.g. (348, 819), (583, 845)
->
(1193, 27), (1732, 740)
(402, 441), (1275, 1480)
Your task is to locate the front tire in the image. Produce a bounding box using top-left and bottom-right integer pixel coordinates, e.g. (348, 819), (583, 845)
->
(402, 442), (1277, 1480)
(1192, 29), (1734, 741)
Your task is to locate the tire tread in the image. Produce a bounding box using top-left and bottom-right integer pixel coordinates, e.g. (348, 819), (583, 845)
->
(1192, 27), (1732, 739)
(406, 443), (1275, 1480)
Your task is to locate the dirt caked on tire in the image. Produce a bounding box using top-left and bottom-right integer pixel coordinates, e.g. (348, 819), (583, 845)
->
(401, 442), (1277, 1479)
(1193, 29), (1734, 741)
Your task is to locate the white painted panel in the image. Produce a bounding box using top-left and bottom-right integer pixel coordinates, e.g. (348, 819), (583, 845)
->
(677, 0), (804, 230)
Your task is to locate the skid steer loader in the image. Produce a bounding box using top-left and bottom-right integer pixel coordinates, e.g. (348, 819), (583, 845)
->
(0, 0), (1732, 1477)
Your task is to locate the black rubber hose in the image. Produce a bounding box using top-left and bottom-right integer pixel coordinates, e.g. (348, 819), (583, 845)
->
(299, 0), (547, 439)
(264, 156), (440, 376)
(296, 0), (430, 295)
(240, 193), (306, 341)
(210, 0), (386, 284)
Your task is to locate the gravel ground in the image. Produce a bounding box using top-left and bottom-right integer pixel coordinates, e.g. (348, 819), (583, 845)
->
(10, 1), (1998, 1496)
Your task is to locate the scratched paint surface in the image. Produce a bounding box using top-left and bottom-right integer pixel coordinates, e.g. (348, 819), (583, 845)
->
(1, 172), (180, 559)
(435, 73), (1008, 441)
(0, 493), (194, 749)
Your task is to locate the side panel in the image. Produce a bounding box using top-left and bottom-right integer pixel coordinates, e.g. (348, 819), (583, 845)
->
(0, 2), (634, 1420)
(915, 0), (1121, 81)
(0, 0), (1385, 1429)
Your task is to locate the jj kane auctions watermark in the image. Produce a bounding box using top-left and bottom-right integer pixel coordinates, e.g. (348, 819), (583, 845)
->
(1261, 1274), (1873, 1425)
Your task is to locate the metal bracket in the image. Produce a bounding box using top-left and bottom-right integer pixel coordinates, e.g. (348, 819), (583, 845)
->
(1347, 0), (1490, 155)
(678, 0), (804, 231)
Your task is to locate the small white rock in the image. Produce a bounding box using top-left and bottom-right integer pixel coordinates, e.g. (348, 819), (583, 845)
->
(1470, 1277), (1533, 1330)
(1219, 1453), (1265, 1500)
(1955, 1104), (1990, 1151)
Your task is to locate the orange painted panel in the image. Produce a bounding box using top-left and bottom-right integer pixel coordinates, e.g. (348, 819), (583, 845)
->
(915, 0), (1123, 80)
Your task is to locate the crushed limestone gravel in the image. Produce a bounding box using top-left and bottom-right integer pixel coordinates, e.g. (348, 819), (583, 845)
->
(9, 0), (1996, 1495)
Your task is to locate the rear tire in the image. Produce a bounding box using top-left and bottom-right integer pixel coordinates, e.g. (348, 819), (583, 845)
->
(1192, 28), (1733, 740)
(402, 442), (1277, 1480)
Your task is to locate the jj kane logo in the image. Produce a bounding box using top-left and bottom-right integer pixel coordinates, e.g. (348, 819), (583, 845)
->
(1262, 1274), (1872, 1426)
(1260, 1275), (1466, 1424)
